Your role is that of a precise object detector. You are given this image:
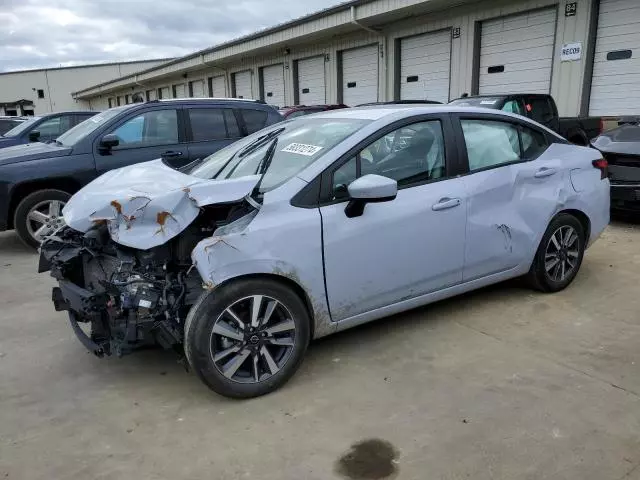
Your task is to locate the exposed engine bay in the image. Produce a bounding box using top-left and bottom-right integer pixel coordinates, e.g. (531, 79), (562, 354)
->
(39, 202), (254, 358)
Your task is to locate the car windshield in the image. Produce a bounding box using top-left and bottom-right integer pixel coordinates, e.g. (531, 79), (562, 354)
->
(56, 106), (131, 146)
(3, 117), (41, 137)
(188, 117), (371, 192)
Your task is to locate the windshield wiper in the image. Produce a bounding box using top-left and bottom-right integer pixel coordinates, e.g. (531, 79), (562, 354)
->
(238, 127), (285, 159)
(250, 138), (278, 203)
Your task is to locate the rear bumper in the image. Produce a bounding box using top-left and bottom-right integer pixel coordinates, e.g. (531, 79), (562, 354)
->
(610, 183), (640, 211)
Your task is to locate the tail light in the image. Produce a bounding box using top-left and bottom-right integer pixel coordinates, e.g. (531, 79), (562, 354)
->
(592, 158), (608, 179)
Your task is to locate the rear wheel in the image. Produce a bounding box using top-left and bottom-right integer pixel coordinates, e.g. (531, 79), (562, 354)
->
(184, 279), (310, 398)
(527, 213), (586, 292)
(14, 189), (70, 248)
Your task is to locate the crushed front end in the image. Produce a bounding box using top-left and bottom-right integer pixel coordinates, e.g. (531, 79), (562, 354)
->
(39, 224), (204, 357)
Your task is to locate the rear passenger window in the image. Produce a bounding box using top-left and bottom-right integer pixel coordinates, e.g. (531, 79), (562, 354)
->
(241, 109), (268, 134)
(224, 110), (241, 138)
(461, 120), (521, 171)
(188, 109), (227, 141)
(520, 126), (548, 159)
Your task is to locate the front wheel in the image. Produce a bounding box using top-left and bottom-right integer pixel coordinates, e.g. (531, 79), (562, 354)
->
(527, 213), (586, 292)
(184, 279), (310, 399)
(14, 189), (71, 249)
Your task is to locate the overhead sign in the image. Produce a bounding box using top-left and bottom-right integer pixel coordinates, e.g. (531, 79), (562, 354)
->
(561, 42), (582, 61)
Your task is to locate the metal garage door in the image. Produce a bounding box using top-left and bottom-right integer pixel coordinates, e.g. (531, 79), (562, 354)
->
(589, 0), (640, 116)
(341, 45), (379, 106)
(262, 64), (285, 108)
(297, 56), (326, 105)
(173, 84), (186, 98)
(158, 87), (170, 99)
(233, 70), (253, 99)
(479, 9), (557, 95)
(210, 76), (226, 97)
(400, 30), (451, 103)
(189, 79), (205, 97)
(146, 89), (157, 101)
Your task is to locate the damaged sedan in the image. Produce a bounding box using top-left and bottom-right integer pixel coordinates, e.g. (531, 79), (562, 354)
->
(40, 106), (610, 398)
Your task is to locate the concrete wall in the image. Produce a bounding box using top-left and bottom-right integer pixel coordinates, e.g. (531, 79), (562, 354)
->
(80, 0), (599, 117)
(0, 60), (170, 115)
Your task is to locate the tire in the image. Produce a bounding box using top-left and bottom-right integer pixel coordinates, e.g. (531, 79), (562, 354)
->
(184, 278), (310, 399)
(527, 213), (586, 292)
(14, 189), (71, 249)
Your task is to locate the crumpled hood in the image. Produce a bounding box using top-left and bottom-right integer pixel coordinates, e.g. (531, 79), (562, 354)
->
(63, 159), (260, 250)
(0, 141), (72, 166)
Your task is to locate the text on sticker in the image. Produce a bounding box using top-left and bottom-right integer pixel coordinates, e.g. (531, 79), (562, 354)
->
(282, 143), (323, 156)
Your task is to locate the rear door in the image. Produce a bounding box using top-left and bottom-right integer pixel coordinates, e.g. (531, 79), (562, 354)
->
(185, 105), (243, 161)
(94, 106), (187, 173)
(452, 113), (562, 281)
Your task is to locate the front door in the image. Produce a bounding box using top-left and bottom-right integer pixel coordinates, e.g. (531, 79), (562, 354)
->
(94, 107), (188, 174)
(319, 117), (467, 320)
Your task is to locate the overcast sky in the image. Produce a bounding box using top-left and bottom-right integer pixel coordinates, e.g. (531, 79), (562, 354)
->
(0, 0), (337, 72)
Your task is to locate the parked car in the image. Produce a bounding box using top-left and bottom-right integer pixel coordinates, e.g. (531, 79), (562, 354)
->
(0, 98), (282, 247)
(0, 116), (27, 136)
(357, 100), (442, 106)
(0, 111), (97, 149)
(591, 120), (640, 213)
(279, 104), (348, 119)
(449, 94), (603, 145)
(40, 105), (609, 398)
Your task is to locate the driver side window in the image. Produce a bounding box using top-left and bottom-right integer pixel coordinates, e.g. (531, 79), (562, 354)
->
(109, 109), (178, 148)
(332, 120), (445, 200)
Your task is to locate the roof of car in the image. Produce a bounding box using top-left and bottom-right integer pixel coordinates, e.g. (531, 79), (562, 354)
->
(155, 98), (267, 105)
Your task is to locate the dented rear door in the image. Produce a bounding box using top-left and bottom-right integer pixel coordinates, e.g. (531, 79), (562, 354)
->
(455, 114), (563, 281)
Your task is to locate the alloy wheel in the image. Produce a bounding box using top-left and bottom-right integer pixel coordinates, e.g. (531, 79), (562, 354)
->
(209, 295), (297, 384)
(25, 199), (66, 243)
(544, 225), (580, 282)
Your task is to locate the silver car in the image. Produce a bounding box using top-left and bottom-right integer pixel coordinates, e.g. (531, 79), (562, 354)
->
(40, 106), (610, 398)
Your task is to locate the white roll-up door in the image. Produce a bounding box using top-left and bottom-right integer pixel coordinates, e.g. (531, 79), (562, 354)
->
(146, 89), (157, 101)
(159, 87), (170, 99)
(210, 76), (226, 97)
(173, 84), (186, 98)
(400, 30), (451, 103)
(341, 45), (379, 106)
(190, 79), (205, 97)
(262, 64), (285, 108)
(297, 56), (326, 105)
(479, 9), (557, 95)
(233, 70), (253, 99)
(589, 0), (640, 116)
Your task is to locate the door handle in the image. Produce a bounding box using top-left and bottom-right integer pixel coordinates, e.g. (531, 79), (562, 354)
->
(162, 150), (183, 158)
(432, 197), (461, 211)
(534, 167), (556, 178)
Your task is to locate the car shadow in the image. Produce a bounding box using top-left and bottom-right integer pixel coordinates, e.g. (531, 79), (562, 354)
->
(0, 231), (34, 255)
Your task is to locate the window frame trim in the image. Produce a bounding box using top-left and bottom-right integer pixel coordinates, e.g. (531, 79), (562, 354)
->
(317, 113), (461, 206)
(450, 112), (552, 176)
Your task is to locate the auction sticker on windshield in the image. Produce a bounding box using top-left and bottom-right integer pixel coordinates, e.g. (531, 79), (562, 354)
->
(282, 143), (323, 156)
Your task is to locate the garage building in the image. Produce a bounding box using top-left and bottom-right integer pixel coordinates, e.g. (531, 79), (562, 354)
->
(73, 0), (640, 119)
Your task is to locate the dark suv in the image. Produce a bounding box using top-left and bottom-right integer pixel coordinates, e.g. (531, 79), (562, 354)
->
(0, 111), (97, 149)
(0, 99), (282, 247)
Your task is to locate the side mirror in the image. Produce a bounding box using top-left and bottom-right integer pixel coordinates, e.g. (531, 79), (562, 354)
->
(28, 130), (41, 142)
(345, 174), (398, 218)
(99, 134), (119, 152)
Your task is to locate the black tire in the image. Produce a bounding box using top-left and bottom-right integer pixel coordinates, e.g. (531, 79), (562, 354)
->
(527, 213), (586, 292)
(184, 278), (310, 399)
(14, 189), (71, 249)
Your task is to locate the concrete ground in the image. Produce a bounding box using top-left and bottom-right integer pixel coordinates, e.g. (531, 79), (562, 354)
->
(0, 221), (639, 480)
